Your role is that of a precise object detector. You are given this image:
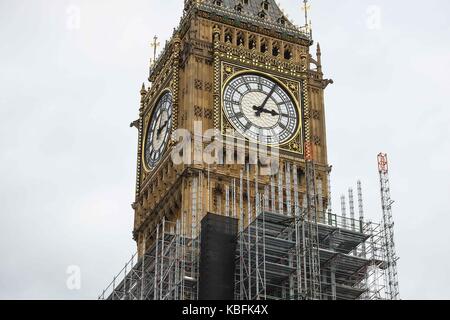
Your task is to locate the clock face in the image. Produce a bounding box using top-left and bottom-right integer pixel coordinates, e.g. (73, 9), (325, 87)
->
(223, 73), (299, 144)
(144, 91), (173, 169)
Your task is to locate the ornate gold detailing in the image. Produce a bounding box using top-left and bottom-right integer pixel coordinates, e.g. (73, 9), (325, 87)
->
(288, 139), (302, 153)
(194, 79), (203, 90)
(288, 82), (298, 93)
(215, 41), (305, 78)
(223, 118), (233, 131)
(196, 10), (311, 47)
(219, 64), (304, 153)
(135, 85), (146, 197)
(225, 65), (233, 74)
(301, 54), (313, 161)
(171, 36), (181, 135)
(312, 110), (321, 120)
(204, 109), (213, 120)
(313, 135), (322, 146)
(194, 105), (203, 118)
(141, 89), (173, 174)
(194, 106), (213, 120)
(222, 64), (235, 83)
(213, 26), (222, 131)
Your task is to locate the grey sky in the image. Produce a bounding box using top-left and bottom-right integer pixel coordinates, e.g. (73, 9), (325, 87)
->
(0, 0), (449, 300)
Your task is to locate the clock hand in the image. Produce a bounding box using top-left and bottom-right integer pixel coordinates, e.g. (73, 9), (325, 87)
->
(252, 106), (280, 117)
(260, 108), (280, 116)
(254, 85), (277, 117)
(157, 120), (169, 137)
(253, 105), (280, 117)
(261, 85), (277, 108)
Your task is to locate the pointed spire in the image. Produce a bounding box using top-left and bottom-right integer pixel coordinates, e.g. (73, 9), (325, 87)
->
(316, 43), (321, 63)
(303, 0), (310, 27)
(140, 83), (147, 96)
(316, 42), (322, 73)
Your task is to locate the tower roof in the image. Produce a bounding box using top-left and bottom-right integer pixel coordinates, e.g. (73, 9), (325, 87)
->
(196, 0), (299, 31)
(218, 0), (293, 27)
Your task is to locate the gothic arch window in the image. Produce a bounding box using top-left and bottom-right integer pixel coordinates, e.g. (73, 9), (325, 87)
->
(272, 42), (280, 57)
(234, 3), (243, 12)
(249, 35), (256, 50)
(261, 0), (269, 11)
(260, 38), (268, 53)
(237, 31), (245, 46)
(224, 29), (233, 43)
(278, 16), (286, 26)
(284, 45), (293, 60)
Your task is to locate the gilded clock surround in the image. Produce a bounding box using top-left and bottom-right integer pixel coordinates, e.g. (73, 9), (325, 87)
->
(137, 35), (181, 189)
(219, 66), (304, 151)
(142, 88), (173, 172)
(210, 23), (309, 156)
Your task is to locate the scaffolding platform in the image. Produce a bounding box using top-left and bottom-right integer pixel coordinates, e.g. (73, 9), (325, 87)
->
(100, 211), (390, 301)
(100, 164), (397, 301)
(233, 210), (387, 300)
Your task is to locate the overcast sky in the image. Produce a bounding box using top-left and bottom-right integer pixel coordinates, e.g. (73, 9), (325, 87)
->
(0, 0), (449, 300)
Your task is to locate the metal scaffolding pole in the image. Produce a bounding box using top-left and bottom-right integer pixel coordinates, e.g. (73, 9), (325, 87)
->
(317, 179), (324, 223)
(278, 165), (284, 215)
(285, 163), (292, 216)
(270, 175), (276, 213)
(305, 160), (321, 299)
(341, 195), (347, 229)
(357, 181), (367, 258)
(327, 170), (333, 226)
(377, 153), (400, 300)
(348, 188), (356, 232)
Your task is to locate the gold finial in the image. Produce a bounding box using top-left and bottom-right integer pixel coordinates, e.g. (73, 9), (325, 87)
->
(302, 0), (311, 30)
(150, 35), (160, 65)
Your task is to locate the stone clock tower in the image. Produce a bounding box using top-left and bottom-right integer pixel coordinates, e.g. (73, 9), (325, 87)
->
(101, 1), (397, 302)
(132, 0), (332, 258)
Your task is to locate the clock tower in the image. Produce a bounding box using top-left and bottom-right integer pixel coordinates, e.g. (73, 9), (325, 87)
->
(101, 0), (399, 302)
(133, 0), (331, 261)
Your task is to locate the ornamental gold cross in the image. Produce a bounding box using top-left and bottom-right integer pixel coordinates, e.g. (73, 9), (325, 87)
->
(150, 35), (160, 66)
(302, 0), (311, 26)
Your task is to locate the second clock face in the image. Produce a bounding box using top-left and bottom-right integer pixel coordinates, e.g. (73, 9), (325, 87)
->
(223, 73), (299, 145)
(144, 91), (173, 169)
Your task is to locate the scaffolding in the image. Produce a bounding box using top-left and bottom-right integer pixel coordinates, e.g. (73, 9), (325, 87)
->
(100, 161), (398, 301)
(99, 217), (199, 300)
(234, 186), (389, 300)
(378, 153), (400, 300)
